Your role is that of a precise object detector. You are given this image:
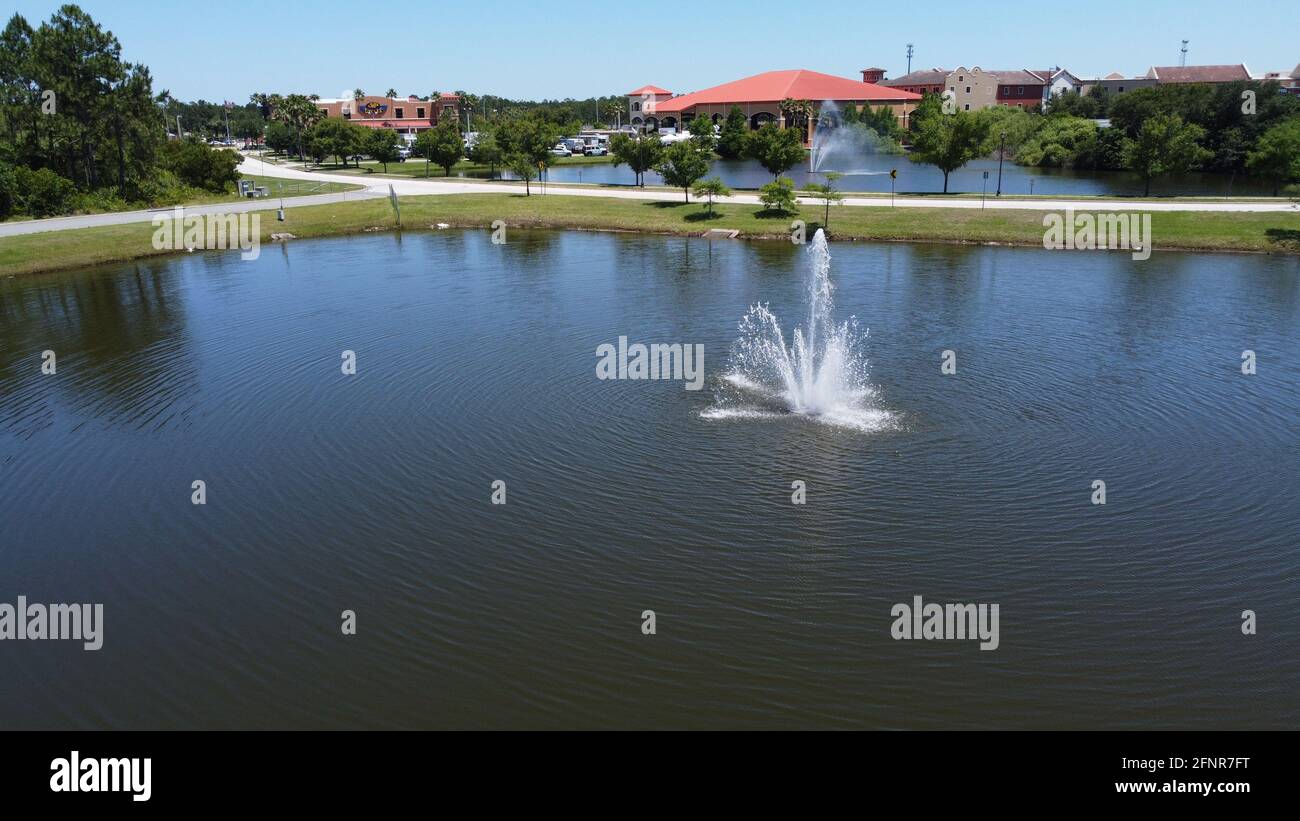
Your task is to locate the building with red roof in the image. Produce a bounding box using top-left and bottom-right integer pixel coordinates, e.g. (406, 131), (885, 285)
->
(1144, 64), (1252, 84)
(626, 69), (920, 145)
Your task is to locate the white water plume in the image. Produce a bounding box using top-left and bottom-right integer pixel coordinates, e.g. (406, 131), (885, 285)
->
(706, 230), (893, 432)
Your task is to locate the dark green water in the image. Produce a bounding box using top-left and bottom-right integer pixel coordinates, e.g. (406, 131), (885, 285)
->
(1, 230), (1297, 728)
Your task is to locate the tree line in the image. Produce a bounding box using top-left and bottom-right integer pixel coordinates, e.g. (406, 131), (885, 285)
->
(913, 82), (1300, 195)
(0, 5), (243, 218)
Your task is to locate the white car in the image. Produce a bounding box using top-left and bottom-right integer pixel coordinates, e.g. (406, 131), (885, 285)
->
(550, 144), (572, 157)
(584, 144), (607, 156)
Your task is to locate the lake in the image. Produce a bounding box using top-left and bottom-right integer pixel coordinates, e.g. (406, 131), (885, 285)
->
(481, 155), (1278, 197)
(1, 230), (1297, 728)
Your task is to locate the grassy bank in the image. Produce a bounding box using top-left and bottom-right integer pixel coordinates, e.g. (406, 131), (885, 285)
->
(3, 193), (1298, 278)
(180, 174), (363, 205)
(0, 174), (364, 226)
(255, 151), (614, 178)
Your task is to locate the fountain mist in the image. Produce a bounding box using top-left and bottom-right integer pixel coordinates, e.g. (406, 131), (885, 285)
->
(809, 100), (894, 176)
(705, 230), (893, 432)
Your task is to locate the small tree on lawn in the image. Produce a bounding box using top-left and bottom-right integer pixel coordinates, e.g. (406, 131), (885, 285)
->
(759, 177), (798, 215)
(1246, 117), (1300, 196)
(655, 140), (711, 202)
(802, 171), (844, 231)
(744, 122), (805, 179)
(610, 131), (663, 186)
(907, 107), (990, 193)
(1123, 113), (1211, 196)
(507, 152), (538, 195)
(692, 177), (731, 217)
(365, 128), (403, 173)
(469, 129), (504, 179)
(497, 115), (561, 182)
(310, 118), (364, 168)
(416, 118), (464, 177)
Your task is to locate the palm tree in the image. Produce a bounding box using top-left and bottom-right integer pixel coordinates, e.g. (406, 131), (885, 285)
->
(353, 89), (364, 101)
(249, 92), (272, 118)
(602, 101), (623, 129)
(780, 98), (816, 140)
(458, 92), (480, 129)
(386, 88), (398, 99)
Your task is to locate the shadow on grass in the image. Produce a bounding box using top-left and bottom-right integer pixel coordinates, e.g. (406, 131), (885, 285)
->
(752, 209), (800, 220)
(1265, 228), (1300, 250)
(647, 201), (689, 209)
(684, 211), (726, 223)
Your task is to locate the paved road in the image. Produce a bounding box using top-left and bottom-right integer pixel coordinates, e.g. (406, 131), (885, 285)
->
(0, 187), (385, 238)
(2, 153), (1295, 239)
(245, 154), (1299, 213)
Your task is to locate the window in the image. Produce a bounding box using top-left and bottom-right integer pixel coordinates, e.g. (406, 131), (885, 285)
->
(965, 86), (971, 93)
(633, 101), (641, 112)
(395, 108), (404, 118)
(1118, 86), (1125, 93)
(1017, 86), (1023, 95)
(958, 75), (964, 81)
(964, 104), (969, 110)
(417, 107), (425, 119)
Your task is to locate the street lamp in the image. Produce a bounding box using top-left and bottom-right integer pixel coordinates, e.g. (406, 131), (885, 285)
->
(996, 131), (1006, 197)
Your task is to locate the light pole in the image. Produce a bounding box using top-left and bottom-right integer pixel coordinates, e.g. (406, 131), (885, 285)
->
(996, 131), (1005, 196)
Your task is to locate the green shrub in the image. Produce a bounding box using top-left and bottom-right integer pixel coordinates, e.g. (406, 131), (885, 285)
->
(159, 139), (242, 192)
(132, 169), (206, 206)
(14, 166), (78, 217)
(73, 187), (130, 214)
(0, 161), (16, 219)
(758, 176), (798, 214)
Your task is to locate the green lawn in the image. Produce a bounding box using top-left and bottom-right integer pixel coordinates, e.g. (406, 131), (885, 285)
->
(0, 173), (364, 224)
(189, 174), (364, 204)
(3, 193), (1298, 278)
(257, 151), (615, 179)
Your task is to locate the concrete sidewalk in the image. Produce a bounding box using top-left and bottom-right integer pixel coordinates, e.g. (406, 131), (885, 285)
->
(243, 153), (1300, 214)
(1, 153), (1294, 239)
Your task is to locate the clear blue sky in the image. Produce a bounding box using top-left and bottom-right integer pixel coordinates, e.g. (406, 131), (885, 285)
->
(10, 0), (1297, 102)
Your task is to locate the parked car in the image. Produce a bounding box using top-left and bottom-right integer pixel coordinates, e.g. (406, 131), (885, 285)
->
(398, 146), (412, 159)
(584, 144), (607, 156)
(550, 144), (572, 157)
